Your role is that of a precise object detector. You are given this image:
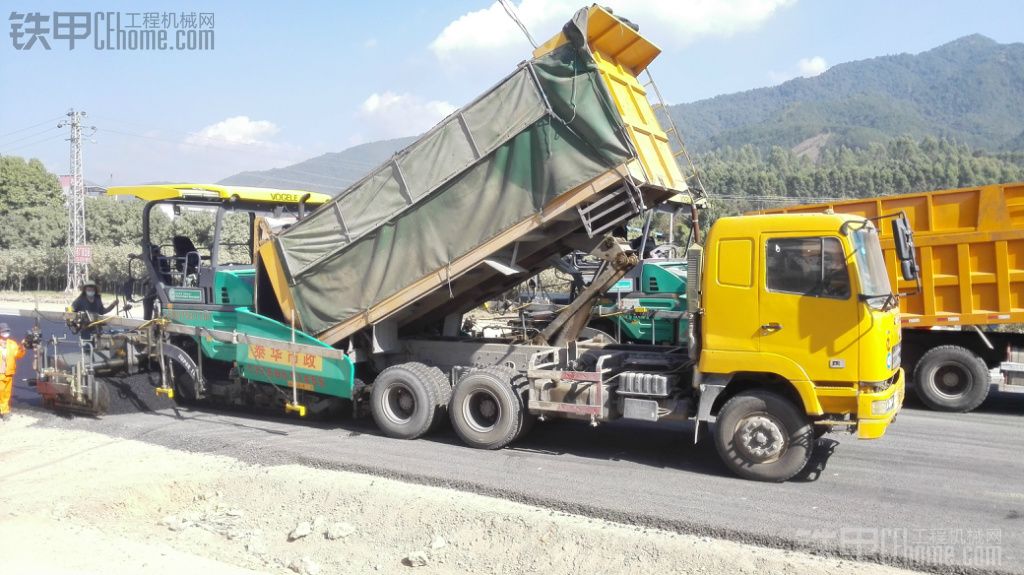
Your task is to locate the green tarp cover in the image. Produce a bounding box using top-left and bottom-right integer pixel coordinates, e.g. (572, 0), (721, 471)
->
(274, 38), (636, 337)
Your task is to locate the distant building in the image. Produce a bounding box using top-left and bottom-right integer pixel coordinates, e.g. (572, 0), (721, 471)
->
(60, 175), (129, 201)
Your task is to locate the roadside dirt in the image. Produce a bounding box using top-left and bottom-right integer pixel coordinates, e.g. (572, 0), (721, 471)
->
(0, 415), (927, 575)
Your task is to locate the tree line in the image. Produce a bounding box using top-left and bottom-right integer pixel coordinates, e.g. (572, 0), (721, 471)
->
(0, 156), (245, 292)
(3, 135), (1024, 291)
(696, 136), (1024, 222)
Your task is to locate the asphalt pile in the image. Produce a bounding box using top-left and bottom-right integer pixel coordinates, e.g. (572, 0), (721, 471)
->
(103, 374), (177, 415)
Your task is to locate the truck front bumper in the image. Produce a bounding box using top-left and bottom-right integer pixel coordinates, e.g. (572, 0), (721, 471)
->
(856, 368), (905, 439)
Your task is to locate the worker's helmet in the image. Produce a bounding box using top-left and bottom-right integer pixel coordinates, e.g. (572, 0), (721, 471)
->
(81, 281), (98, 291)
(0, 322), (9, 332)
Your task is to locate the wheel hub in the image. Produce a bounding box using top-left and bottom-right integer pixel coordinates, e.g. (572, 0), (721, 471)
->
(398, 392), (414, 412)
(383, 384), (415, 424)
(464, 389), (501, 433)
(933, 365), (970, 397)
(736, 415), (786, 462)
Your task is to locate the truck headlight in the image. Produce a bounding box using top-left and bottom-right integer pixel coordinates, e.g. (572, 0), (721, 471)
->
(871, 396), (897, 415)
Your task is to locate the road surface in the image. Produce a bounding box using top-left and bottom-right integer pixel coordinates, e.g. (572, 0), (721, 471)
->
(3, 312), (1022, 574)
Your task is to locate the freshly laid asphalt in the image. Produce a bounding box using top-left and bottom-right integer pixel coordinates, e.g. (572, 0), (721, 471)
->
(4, 312), (1022, 574)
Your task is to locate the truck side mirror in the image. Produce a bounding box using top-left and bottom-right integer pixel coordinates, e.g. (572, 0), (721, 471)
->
(891, 215), (913, 260)
(891, 214), (919, 281)
(900, 259), (918, 282)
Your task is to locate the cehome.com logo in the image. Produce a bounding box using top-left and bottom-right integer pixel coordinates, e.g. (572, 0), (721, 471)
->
(9, 11), (215, 51)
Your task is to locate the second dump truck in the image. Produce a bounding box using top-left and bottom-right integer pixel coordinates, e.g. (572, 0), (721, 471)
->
(26, 6), (913, 481)
(759, 182), (1024, 412)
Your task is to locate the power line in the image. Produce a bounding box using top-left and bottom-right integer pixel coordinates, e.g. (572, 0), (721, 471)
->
(97, 126), (387, 189)
(98, 126), (371, 170)
(0, 115), (63, 140)
(0, 131), (67, 154)
(711, 194), (857, 202)
(99, 126), (282, 155)
(91, 115), (306, 152)
(0, 125), (60, 148)
(498, 0), (537, 49)
(92, 115), (379, 168)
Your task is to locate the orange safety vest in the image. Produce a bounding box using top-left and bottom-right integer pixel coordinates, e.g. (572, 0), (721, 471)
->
(1, 337), (25, 377)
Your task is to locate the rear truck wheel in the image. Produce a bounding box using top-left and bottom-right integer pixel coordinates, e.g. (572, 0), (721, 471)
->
(450, 366), (531, 449)
(370, 363), (443, 440)
(713, 390), (814, 482)
(913, 345), (990, 412)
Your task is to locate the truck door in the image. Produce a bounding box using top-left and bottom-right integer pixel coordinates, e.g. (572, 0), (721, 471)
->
(759, 235), (859, 383)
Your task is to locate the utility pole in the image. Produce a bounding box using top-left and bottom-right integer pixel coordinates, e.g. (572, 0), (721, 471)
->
(58, 109), (95, 293)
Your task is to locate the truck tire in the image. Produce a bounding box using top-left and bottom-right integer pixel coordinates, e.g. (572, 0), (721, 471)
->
(422, 365), (452, 431)
(713, 390), (814, 482)
(450, 366), (530, 449)
(370, 363), (442, 440)
(913, 345), (990, 412)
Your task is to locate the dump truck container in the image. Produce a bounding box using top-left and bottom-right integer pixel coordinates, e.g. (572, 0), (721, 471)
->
(757, 182), (1024, 411)
(259, 5), (692, 345)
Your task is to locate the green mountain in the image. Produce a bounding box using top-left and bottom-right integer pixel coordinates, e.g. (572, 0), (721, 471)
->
(221, 35), (1024, 195)
(667, 34), (1024, 153)
(220, 137), (415, 194)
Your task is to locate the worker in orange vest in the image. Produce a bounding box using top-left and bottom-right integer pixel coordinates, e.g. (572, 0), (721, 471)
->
(0, 322), (25, 421)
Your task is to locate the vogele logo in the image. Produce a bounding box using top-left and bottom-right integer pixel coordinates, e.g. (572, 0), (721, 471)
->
(8, 11), (215, 51)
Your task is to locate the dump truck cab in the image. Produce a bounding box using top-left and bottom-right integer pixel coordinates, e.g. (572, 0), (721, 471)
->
(695, 213), (906, 457)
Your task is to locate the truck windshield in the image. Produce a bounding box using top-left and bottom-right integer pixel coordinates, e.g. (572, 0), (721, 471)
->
(850, 225), (893, 310)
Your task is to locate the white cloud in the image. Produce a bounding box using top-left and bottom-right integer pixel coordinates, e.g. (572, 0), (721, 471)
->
(364, 37), (378, 49)
(171, 116), (305, 181)
(798, 56), (828, 77)
(430, 0), (796, 61)
(354, 91), (456, 141)
(185, 116), (279, 147)
(768, 56), (830, 85)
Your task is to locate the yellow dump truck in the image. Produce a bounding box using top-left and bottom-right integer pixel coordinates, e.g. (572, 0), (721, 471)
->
(26, 6), (913, 482)
(758, 182), (1024, 411)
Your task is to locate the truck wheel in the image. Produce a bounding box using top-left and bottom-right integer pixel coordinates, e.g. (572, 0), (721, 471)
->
(450, 366), (530, 449)
(713, 390), (814, 482)
(370, 363), (441, 440)
(913, 345), (990, 412)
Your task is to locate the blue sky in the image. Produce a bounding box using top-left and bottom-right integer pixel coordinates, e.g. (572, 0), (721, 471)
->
(1, 0), (1022, 188)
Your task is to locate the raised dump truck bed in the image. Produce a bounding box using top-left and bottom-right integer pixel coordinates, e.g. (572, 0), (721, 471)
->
(757, 182), (1024, 411)
(259, 5), (691, 345)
